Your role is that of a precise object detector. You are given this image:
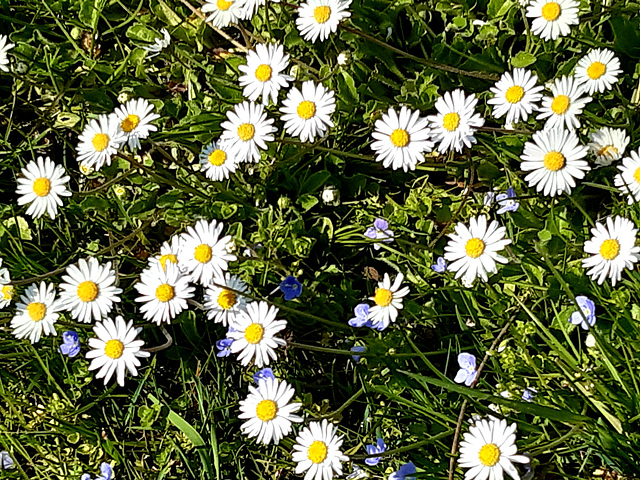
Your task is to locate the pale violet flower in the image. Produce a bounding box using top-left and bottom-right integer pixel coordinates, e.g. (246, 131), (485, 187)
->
(569, 295), (596, 330)
(454, 352), (477, 386)
(350, 345), (365, 362)
(389, 461), (416, 480)
(215, 337), (234, 357)
(348, 303), (386, 331)
(253, 367), (276, 384)
(430, 257), (447, 273)
(81, 462), (112, 480)
(0, 451), (14, 470)
(522, 387), (537, 402)
(365, 438), (386, 466)
(495, 187), (520, 214)
(364, 218), (394, 250)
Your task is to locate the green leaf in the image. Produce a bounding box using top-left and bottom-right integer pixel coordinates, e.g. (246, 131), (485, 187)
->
(148, 395), (205, 447)
(300, 171), (331, 194)
(297, 194), (319, 212)
(510, 52), (537, 68)
(126, 24), (161, 43)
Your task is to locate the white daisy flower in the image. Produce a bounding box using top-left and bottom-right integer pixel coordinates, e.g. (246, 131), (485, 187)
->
(58, 257), (123, 323)
(588, 127), (629, 167)
(296, 0), (352, 43)
(219, 101), (276, 163)
(428, 89), (484, 153)
(155, 236), (183, 271)
(239, 0), (266, 19)
(574, 48), (622, 95)
(227, 301), (287, 367)
(86, 315), (150, 387)
(76, 114), (126, 171)
(614, 149), (640, 204)
(0, 34), (15, 72)
(367, 273), (410, 330)
(16, 156), (71, 219)
(11, 282), (63, 344)
(536, 76), (591, 131)
(444, 215), (512, 285)
(112, 98), (160, 150)
(520, 128), (589, 197)
(458, 417), (529, 480)
(238, 377), (302, 444)
(582, 216), (640, 286)
(134, 262), (195, 325)
(292, 419), (349, 480)
(370, 106), (433, 172)
(238, 43), (293, 105)
(526, 0), (579, 41)
(178, 219), (236, 285)
(199, 141), (238, 181)
(201, 0), (247, 28)
(204, 272), (251, 326)
(280, 81), (336, 142)
(487, 69), (544, 126)
(0, 258), (14, 309)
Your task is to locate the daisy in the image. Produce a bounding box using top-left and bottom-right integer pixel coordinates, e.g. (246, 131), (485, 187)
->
(458, 417), (529, 480)
(536, 75), (591, 131)
(58, 257), (123, 323)
(156, 236), (183, 271)
(588, 127), (629, 167)
(238, 377), (302, 444)
(526, 0), (580, 41)
(227, 301), (287, 367)
(134, 262), (195, 325)
(238, 43), (293, 105)
(201, 0), (247, 27)
(0, 34), (14, 72)
(614, 149), (640, 204)
(16, 156), (71, 219)
(76, 114), (126, 171)
(370, 106), (434, 172)
(367, 273), (410, 330)
(112, 98), (160, 150)
(219, 101), (276, 163)
(292, 419), (349, 480)
(428, 89), (484, 153)
(203, 272), (251, 326)
(86, 316), (150, 387)
(11, 282), (63, 344)
(582, 216), (640, 286)
(444, 215), (512, 285)
(199, 141), (238, 181)
(178, 219), (236, 285)
(520, 128), (589, 197)
(487, 69), (544, 126)
(296, 0), (352, 43)
(0, 258), (14, 309)
(575, 49), (622, 95)
(280, 81), (336, 142)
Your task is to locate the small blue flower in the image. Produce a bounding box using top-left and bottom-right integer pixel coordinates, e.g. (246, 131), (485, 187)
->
(59, 330), (81, 357)
(569, 296), (596, 330)
(453, 352), (477, 387)
(483, 191), (496, 207)
(495, 187), (520, 215)
(364, 438), (386, 466)
(215, 338), (234, 357)
(253, 368), (275, 384)
(430, 257), (447, 273)
(0, 451), (14, 470)
(389, 461), (416, 480)
(522, 387), (537, 402)
(348, 303), (370, 327)
(350, 345), (365, 363)
(280, 276), (302, 301)
(81, 463), (112, 480)
(364, 218), (394, 250)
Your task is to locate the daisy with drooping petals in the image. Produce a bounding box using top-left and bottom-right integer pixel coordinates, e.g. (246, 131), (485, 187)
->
(428, 89), (484, 153)
(238, 43), (293, 105)
(536, 75), (591, 131)
(86, 316), (150, 387)
(296, 0), (352, 43)
(292, 419), (349, 480)
(76, 114), (126, 171)
(487, 69), (544, 126)
(0, 258), (14, 309)
(588, 128), (629, 167)
(178, 219), (236, 285)
(199, 141), (238, 181)
(0, 34), (14, 72)
(239, 0), (266, 19)
(58, 258), (122, 323)
(444, 215), (512, 285)
(112, 98), (160, 150)
(155, 236), (183, 271)
(11, 282), (63, 344)
(575, 49), (622, 95)
(582, 216), (640, 286)
(201, 0), (247, 28)
(16, 156), (71, 219)
(458, 417), (529, 480)
(367, 273), (410, 330)
(280, 81), (336, 142)
(204, 272), (251, 326)
(520, 128), (589, 197)
(370, 106), (434, 172)
(219, 101), (276, 163)
(526, 0), (579, 41)
(614, 149), (640, 204)
(227, 301), (287, 367)
(238, 377), (302, 444)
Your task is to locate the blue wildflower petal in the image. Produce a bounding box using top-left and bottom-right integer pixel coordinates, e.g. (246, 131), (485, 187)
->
(280, 276), (303, 301)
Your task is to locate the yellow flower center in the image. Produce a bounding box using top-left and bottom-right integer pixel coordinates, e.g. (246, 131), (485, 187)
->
(633, 167), (640, 184)
(155, 283), (175, 302)
(104, 339), (124, 359)
(442, 112), (460, 132)
(597, 145), (618, 158)
(313, 5), (331, 24)
(297, 100), (316, 120)
(600, 239), (620, 260)
(255, 399), (278, 421)
(374, 288), (393, 307)
(27, 302), (46, 322)
(307, 440), (328, 464)
(217, 0), (233, 10)
(77, 280), (99, 302)
(208, 149), (227, 167)
(587, 61), (606, 80)
(390, 128), (410, 148)
(244, 322), (264, 344)
(194, 244), (212, 264)
(255, 64), (273, 82)
(158, 254), (178, 270)
(121, 114), (140, 132)
(543, 151), (566, 171)
(237, 123), (255, 141)
(551, 94), (570, 115)
(33, 177), (51, 197)
(505, 85), (525, 104)
(478, 443), (501, 467)
(217, 289), (237, 309)
(465, 238), (485, 258)
(91, 133), (110, 152)
(1, 285), (14, 301)
(541, 2), (561, 21)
